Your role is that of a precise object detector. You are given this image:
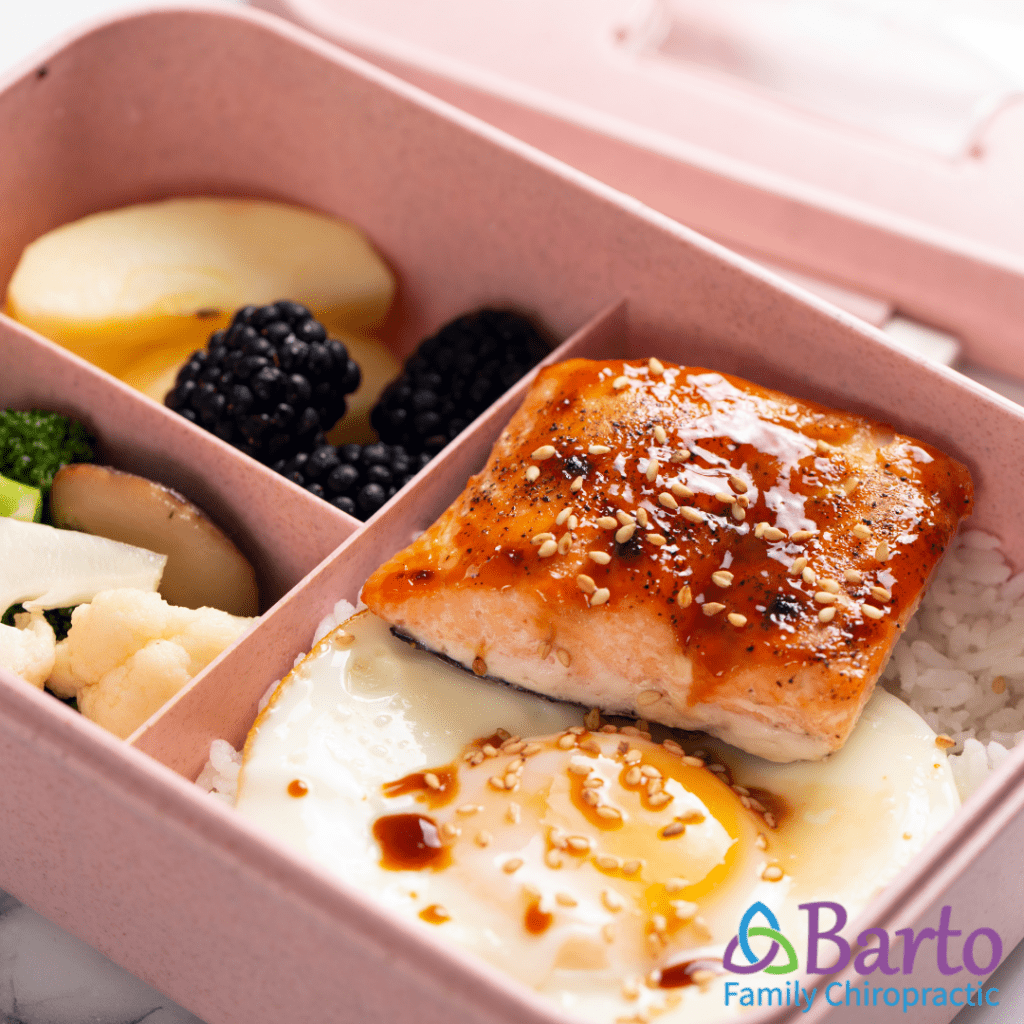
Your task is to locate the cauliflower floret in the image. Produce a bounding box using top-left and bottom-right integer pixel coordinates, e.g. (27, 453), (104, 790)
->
(49, 588), (254, 738)
(0, 610), (56, 688)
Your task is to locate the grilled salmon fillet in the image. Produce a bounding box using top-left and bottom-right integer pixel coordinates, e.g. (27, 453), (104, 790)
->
(362, 359), (973, 761)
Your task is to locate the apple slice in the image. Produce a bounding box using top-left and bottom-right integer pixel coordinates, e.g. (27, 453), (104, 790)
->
(5, 197), (395, 380)
(50, 464), (259, 617)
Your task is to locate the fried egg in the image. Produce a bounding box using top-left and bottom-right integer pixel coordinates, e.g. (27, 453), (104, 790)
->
(235, 611), (960, 1023)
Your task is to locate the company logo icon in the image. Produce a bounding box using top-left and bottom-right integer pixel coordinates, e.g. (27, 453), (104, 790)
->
(723, 901), (799, 975)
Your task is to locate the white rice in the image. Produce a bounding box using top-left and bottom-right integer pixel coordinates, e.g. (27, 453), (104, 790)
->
(197, 539), (1024, 803)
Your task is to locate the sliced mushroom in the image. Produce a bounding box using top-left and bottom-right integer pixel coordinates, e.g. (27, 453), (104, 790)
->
(50, 464), (259, 617)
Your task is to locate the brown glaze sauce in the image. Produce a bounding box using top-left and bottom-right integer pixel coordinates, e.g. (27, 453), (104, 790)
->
(419, 904), (451, 925)
(287, 779), (308, 798)
(382, 764), (458, 809)
(365, 359), (972, 711)
(658, 958), (723, 988)
(524, 897), (554, 935)
(373, 813), (451, 871)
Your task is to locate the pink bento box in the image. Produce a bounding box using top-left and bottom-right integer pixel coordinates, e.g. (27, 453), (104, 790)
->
(1, 6), (1024, 1024)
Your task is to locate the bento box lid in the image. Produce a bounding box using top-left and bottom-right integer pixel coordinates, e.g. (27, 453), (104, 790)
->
(252, 0), (1024, 376)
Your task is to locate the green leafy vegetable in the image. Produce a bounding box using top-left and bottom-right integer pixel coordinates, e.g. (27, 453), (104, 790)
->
(0, 410), (94, 494)
(1, 603), (76, 642)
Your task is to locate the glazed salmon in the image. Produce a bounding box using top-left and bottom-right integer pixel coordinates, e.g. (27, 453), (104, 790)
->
(362, 359), (973, 762)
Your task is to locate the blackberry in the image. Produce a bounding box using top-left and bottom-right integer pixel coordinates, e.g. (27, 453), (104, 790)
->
(274, 442), (430, 521)
(371, 309), (548, 455)
(165, 302), (361, 464)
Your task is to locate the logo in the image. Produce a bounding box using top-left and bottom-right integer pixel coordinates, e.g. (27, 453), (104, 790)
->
(721, 902), (1004, 1013)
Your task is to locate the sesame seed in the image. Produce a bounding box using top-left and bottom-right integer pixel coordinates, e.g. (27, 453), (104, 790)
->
(615, 510), (635, 526)
(762, 865), (784, 882)
(814, 592), (838, 604)
(755, 833), (768, 850)
(875, 541), (890, 561)
(647, 533), (667, 546)
(748, 798), (765, 813)
(538, 539), (557, 558)
(680, 506), (705, 523)
(588, 549), (611, 565)
(853, 523), (872, 540)
(788, 556), (808, 576)
(468, 752), (485, 766)
(646, 458), (660, 481)
(653, 425), (668, 443)
(672, 900), (698, 921)
(589, 444), (612, 455)
(558, 733), (577, 749)
(558, 533), (573, 555)
(658, 491), (678, 509)
(624, 765), (641, 786)
(584, 776), (604, 788)
(440, 822), (461, 840)
(861, 604), (885, 620)
(936, 734), (956, 750)
(597, 516), (618, 529)
(662, 821), (686, 838)
(790, 530), (814, 542)
(648, 792), (673, 807)
(456, 804), (482, 817)
(596, 805), (623, 820)
(637, 689), (662, 706)
(331, 630), (356, 650)
(714, 491), (734, 504)
(764, 812), (777, 828)
(475, 830), (492, 847)
(820, 578), (841, 593)
(473, 657), (488, 676)
(577, 574), (597, 594)
(546, 849), (563, 869)
(802, 566), (818, 586)
(732, 784), (749, 795)
(488, 776), (506, 791)
(636, 508), (649, 528)
(843, 477), (861, 495)
(570, 474), (584, 492)
(703, 602), (726, 616)
(844, 569), (863, 583)
(670, 450), (691, 463)
(648, 357), (665, 376)
(662, 739), (684, 756)
(818, 607), (837, 623)
(754, 521), (768, 538)
(613, 376), (629, 390)
(555, 508), (571, 526)
(763, 526), (786, 541)
(816, 440), (833, 454)
(728, 613), (748, 627)
(596, 853), (621, 871)
(568, 757), (591, 776)
(591, 588), (611, 606)
(870, 586), (892, 602)
(532, 445), (557, 461)
(424, 772), (442, 791)
(993, 676), (1007, 695)
(670, 481), (694, 498)
(652, 914), (668, 935)
(732, 503), (746, 521)
(532, 532), (555, 545)
(502, 858), (523, 874)
(555, 892), (578, 907)
(616, 523), (636, 543)
(503, 740), (526, 756)
(538, 641), (552, 659)
(569, 724), (587, 735)
(595, 888), (624, 916)
(567, 836), (591, 853)
(507, 802), (521, 824)
(525, 466), (540, 483)
(711, 570), (733, 588)
(568, 515), (579, 530)
(679, 585), (692, 608)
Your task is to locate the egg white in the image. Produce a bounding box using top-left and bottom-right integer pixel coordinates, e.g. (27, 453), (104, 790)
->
(235, 611), (960, 1023)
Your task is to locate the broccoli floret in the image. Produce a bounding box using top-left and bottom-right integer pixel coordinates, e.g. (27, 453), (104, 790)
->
(0, 410), (94, 494)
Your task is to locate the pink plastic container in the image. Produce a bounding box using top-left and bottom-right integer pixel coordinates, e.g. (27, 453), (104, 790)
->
(1, 7), (1023, 1024)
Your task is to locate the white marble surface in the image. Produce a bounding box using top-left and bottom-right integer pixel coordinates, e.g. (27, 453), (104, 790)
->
(2, 3), (1023, 1024)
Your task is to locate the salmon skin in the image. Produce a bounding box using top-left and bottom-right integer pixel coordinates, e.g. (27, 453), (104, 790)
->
(362, 359), (973, 762)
